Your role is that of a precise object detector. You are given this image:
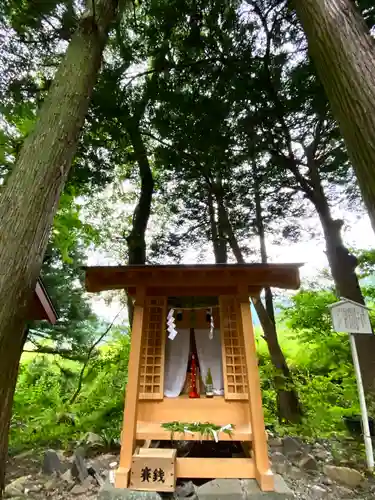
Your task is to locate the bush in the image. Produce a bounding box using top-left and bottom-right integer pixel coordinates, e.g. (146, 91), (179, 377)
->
(10, 329), (130, 453)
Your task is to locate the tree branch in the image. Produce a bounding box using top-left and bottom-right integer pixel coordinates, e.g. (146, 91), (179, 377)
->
(123, 56), (227, 89)
(69, 308), (124, 404)
(23, 347), (87, 362)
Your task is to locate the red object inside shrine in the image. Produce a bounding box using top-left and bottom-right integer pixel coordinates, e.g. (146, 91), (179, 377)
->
(189, 353), (200, 398)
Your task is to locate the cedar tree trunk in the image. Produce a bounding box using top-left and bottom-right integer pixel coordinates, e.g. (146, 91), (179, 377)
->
(254, 179), (302, 423)
(126, 122), (154, 325)
(0, 1), (118, 495)
(293, 0), (375, 232)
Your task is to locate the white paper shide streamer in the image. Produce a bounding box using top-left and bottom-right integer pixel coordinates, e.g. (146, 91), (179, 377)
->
(210, 423), (233, 443)
(209, 307), (214, 340)
(167, 308), (178, 339)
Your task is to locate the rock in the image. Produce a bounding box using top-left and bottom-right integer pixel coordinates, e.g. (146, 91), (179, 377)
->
(290, 451), (304, 466)
(70, 483), (90, 495)
(336, 485), (354, 497)
(61, 469), (75, 484)
(283, 437), (302, 457)
(71, 450), (89, 482)
(323, 465), (363, 487)
(13, 450), (35, 460)
(310, 485), (327, 498)
(43, 477), (60, 491)
(197, 478), (243, 498)
(288, 466), (304, 480)
(82, 432), (105, 450)
(175, 481), (195, 497)
(271, 452), (290, 475)
(88, 463), (104, 486)
(321, 477), (333, 486)
(269, 437), (283, 448)
(242, 475), (294, 498)
(42, 449), (63, 474)
(4, 476), (29, 497)
(298, 454), (318, 472)
(98, 480), (162, 499)
(314, 449), (330, 461)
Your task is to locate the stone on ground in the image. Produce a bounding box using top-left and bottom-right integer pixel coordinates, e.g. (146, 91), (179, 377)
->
(282, 438), (302, 457)
(197, 478), (244, 499)
(175, 480), (196, 497)
(309, 485), (327, 499)
(71, 450), (89, 482)
(271, 452), (290, 475)
(323, 465), (363, 487)
(242, 475), (294, 498)
(98, 481), (162, 499)
(298, 454), (318, 472)
(42, 449), (63, 474)
(4, 475), (30, 497)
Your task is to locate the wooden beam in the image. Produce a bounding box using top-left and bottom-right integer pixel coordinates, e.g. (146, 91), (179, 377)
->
(85, 264), (302, 293)
(116, 287), (145, 488)
(176, 457), (255, 478)
(238, 290), (274, 492)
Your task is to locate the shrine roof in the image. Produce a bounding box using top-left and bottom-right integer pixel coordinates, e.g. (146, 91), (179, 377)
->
(84, 263), (303, 296)
(31, 279), (58, 324)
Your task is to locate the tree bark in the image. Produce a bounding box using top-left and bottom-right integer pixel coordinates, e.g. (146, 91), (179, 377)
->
(208, 189), (227, 263)
(293, 0), (375, 232)
(254, 172), (276, 325)
(253, 175), (302, 423)
(303, 149), (375, 394)
(0, 1), (118, 495)
(125, 122), (154, 325)
(215, 192), (302, 423)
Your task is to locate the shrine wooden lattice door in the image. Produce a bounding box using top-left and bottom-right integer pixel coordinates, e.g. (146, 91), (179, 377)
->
(139, 297), (167, 400)
(219, 295), (249, 400)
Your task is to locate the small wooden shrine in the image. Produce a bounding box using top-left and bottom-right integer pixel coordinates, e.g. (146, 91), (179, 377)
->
(85, 263), (302, 492)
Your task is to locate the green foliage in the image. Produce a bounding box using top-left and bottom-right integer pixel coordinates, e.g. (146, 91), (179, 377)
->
(10, 330), (130, 453)
(281, 289), (352, 372)
(161, 421), (234, 441)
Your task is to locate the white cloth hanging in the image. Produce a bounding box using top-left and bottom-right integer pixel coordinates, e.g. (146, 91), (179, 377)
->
(164, 328), (190, 397)
(194, 328), (224, 395)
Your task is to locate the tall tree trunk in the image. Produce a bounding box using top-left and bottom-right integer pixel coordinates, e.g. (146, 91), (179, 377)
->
(305, 151), (375, 394)
(254, 176), (302, 423)
(254, 172), (276, 325)
(0, 1), (118, 495)
(293, 0), (375, 232)
(125, 122), (154, 325)
(208, 190), (227, 263)
(215, 191), (302, 423)
(315, 198), (375, 393)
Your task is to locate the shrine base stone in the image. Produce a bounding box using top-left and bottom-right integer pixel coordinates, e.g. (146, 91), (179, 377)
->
(241, 475), (294, 499)
(97, 481), (162, 500)
(196, 476), (293, 499)
(98, 476), (293, 500)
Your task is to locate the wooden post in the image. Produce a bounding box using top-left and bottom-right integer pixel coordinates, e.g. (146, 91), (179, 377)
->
(116, 287), (145, 488)
(237, 289), (274, 491)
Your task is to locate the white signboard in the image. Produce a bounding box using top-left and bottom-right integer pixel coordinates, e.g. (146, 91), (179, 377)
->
(330, 299), (372, 334)
(329, 298), (374, 471)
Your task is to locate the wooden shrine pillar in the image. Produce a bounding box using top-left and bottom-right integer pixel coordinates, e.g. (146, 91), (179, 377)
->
(237, 288), (274, 491)
(116, 287), (145, 488)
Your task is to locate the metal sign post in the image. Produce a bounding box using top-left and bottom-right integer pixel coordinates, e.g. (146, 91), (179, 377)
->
(329, 298), (374, 472)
